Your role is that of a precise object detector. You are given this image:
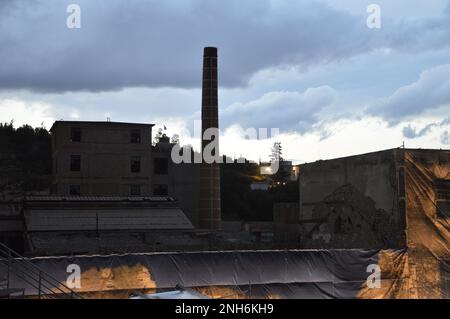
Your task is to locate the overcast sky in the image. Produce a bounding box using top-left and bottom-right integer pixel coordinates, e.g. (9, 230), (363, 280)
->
(1, 0), (449, 163)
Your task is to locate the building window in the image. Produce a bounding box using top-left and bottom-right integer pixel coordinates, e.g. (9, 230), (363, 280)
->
(130, 184), (141, 196)
(71, 127), (81, 142)
(69, 185), (81, 196)
(130, 129), (141, 143)
(334, 216), (342, 233)
(131, 156), (141, 173)
(154, 158), (168, 175)
(70, 155), (81, 172)
(154, 184), (168, 196)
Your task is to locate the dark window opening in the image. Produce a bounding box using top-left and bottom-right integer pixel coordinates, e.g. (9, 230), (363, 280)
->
(70, 155), (81, 172)
(130, 184), (141, 196)
(69, 185), (81, 196)
(154, 184), (168, 196)
(372, 221), (377, 232)
(154, 158), (168, 175)
(130, 129), (141, 143)
(334, 216), (342, 233)
(71, 127), (81, 142)
(131, 156), (141, 173)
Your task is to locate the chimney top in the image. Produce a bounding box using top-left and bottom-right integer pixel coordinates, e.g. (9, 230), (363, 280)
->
(203, 47), (217, 57)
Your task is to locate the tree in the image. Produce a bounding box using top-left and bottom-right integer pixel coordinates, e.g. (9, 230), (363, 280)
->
(154, 127), (170, 144)
(270, 142), (283, 162)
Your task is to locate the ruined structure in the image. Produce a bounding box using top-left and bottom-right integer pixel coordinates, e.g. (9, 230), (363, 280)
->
(295, 148), (449, 298)
(298, 149), (406, 249)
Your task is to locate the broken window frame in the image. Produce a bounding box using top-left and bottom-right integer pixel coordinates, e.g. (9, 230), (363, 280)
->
(70, 127), (81, 142)
(130, 129), (141, 144)
(130, 156), (141, 173)
(70, 155), (81, 172)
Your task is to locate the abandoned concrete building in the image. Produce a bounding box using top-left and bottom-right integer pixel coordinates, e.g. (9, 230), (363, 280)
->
(50, 121), (155, 197)
(294, 148), (449, 253)
(288, 147), (449, 298)
(297, 148), (406, 249)
(0, 47), (224, 254)
(49, 120), (200, 228)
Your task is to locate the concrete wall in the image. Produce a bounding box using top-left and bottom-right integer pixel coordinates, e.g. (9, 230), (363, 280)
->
(298, 149), (404, 249)
(27, 231), (205, 256)
(51, 121), (154, 196)
(0, 201), (25, 252)
(273, 203), (300, 244)
(153, 142), (201, 227)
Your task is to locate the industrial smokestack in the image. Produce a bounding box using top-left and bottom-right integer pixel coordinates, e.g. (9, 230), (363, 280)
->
(199, 47), (221, 230)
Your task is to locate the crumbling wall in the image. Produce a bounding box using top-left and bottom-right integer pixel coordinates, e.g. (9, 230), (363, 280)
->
(299, 149), (404, 249)
(301, 184), (399, 248)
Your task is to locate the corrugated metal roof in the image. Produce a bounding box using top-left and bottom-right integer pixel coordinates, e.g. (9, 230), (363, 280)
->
(25, 207), (194, 231)
(25, 195), (175, 202)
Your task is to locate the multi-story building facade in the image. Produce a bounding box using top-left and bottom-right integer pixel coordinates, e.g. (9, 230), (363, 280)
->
(50, 121), (154, 196)
(49, 120), (201, 226)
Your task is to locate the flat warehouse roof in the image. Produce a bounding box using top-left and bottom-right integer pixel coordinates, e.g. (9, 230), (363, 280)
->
(50, 120), (154, 132)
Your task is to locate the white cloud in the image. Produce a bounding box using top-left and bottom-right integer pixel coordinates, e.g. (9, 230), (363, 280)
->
(217, 116), (450, 163)
(0, 99), (55, 128)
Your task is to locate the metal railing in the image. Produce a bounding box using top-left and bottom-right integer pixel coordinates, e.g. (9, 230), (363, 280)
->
(0, 242), (82, 299)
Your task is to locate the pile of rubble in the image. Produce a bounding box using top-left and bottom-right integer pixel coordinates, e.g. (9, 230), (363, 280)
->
(304, 184), (400, 249)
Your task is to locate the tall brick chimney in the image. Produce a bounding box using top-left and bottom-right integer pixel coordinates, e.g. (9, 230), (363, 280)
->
(199, 47), (221, 230)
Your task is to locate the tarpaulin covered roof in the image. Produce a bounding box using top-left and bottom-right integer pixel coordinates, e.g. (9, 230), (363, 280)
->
(1, 249), (412, 299)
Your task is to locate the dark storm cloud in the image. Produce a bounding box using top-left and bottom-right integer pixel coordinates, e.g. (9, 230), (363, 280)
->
(369, 64), (450, 123)
(402, 123), (437, 139)
(221, 86), (336, 133)
(1, 0), (448, 93)
(402, 116), (450, 139)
